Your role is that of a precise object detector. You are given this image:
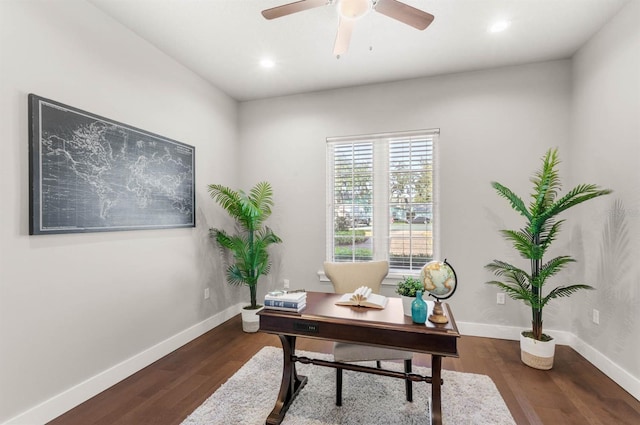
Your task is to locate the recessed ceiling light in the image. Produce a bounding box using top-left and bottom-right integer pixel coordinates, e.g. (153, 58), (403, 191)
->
(260, 58), (275, 69)
(488, 20), (511, 33)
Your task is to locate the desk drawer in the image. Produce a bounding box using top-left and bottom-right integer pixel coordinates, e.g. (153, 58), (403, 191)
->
(259, 314), (458, 357)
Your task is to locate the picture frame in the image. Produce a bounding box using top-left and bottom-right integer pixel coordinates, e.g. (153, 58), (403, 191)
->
(29, 94), (196, 235)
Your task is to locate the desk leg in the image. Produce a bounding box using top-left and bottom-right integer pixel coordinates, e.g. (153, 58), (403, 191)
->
(431, 355), (443, 425)
(266, 335), (307, 425)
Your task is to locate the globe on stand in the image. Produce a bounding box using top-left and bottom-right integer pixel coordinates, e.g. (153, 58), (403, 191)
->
(420, 259), (458, 324)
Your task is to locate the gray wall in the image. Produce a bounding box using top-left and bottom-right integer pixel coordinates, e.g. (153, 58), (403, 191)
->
(0, 1), (240, 422)
(239, 60), (573, 328)
(570, 0), (640, 379)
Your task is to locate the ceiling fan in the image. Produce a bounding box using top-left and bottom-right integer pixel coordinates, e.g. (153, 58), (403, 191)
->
(262, 0), (435, 56)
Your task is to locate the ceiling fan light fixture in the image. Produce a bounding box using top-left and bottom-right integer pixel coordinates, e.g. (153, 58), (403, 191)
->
(338, 0), (371, 20)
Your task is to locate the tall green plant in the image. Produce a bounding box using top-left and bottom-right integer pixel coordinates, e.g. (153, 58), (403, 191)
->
(485, 148), (611, 341)
(208, 181), (282, 309)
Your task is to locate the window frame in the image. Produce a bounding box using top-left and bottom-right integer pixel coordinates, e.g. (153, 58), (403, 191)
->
(326, 129), (440, 276)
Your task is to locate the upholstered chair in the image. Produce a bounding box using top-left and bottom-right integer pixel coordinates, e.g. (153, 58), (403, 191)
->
(323, 261), (413, 406)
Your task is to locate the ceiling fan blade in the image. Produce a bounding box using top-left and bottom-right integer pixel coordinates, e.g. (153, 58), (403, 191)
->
(374, 0), (434, 30)
(333, 18), (356, 56)
(262, 0), (328, 20)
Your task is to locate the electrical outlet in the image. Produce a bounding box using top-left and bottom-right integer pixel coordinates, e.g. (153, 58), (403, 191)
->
(592, 309), (599, 325)
(497, 293), (506, 305)
(204, 288), (210, 300)
(283, 279), (290, 289)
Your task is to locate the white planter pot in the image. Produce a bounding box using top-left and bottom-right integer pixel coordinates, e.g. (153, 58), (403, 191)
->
(400, 296), (414, 316)
(520, 332), (555, 370)
(241, 306), (264, 333)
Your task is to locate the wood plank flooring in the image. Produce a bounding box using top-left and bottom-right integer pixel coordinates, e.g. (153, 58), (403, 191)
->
(48, 315), (640, 425)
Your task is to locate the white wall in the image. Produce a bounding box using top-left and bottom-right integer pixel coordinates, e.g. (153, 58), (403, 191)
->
(0, 1), (241, 423)
(570, 0), (640, 379)
(239, 60), (573, 330)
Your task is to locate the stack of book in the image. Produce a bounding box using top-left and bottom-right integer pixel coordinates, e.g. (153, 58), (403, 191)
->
(264, 290), (307, 313)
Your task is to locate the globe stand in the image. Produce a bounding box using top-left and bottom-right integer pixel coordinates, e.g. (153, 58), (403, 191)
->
(428, 299), (448, 324)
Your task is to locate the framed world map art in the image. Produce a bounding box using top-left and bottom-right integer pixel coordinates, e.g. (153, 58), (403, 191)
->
(28, 94), (196, 235)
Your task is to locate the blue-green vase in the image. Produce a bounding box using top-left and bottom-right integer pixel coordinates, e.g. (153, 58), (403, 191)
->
(411, 290), (427, 324)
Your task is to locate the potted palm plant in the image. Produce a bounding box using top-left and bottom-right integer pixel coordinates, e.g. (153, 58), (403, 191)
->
(485, 148), (611, 369)
(396, 276), (424, 316)
(208, 181), (282, 332)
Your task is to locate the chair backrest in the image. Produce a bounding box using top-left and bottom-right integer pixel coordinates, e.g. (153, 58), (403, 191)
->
(323, 261), (389, 294)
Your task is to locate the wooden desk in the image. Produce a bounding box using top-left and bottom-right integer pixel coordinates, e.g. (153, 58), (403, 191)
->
(258, 291), (460, 425)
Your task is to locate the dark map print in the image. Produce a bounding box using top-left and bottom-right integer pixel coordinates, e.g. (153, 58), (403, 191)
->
(30, 97), (195, 234)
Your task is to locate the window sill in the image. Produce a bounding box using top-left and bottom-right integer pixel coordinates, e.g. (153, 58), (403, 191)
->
(317, 270), (420, 286)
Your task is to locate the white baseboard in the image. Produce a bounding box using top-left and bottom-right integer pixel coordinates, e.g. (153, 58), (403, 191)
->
(2, 303), (244, 425)
(458, 321), (640, 401)
(457, 321), (575, 345)
(570, 336), (640, 402)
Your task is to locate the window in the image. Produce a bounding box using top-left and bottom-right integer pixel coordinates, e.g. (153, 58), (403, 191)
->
(326, 129), (438, 272)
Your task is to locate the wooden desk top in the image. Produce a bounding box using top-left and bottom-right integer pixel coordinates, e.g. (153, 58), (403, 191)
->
(259, 291), (460, 357)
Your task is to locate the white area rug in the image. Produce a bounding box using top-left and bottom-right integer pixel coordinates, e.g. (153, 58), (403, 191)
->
(182, 346), (515, 425)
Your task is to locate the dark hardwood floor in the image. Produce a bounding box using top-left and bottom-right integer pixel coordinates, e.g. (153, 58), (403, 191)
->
(49, 315), (640, 425)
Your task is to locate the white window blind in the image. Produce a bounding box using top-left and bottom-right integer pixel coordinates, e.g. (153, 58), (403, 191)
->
(326, 129), (439, 272)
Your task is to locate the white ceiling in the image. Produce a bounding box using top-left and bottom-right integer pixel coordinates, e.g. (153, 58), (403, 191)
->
(89, 0), (629, 101)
